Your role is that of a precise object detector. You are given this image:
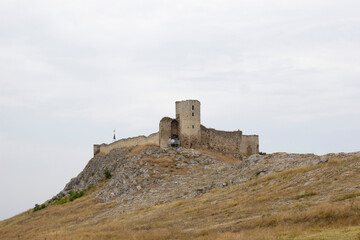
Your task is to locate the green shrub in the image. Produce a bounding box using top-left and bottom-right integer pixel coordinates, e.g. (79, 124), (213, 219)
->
(69, 190), (85, 201)
(50, 192), (65, 203)
(33, 203), (46, 212)
(53, 189), (86, 205)
(259, 152), (267, 155)
(55, 198), (68, 205)
(104, 168), (112, 179)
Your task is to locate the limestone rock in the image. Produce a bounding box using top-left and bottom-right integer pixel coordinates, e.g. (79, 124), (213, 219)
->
(63, 145), (359, 215)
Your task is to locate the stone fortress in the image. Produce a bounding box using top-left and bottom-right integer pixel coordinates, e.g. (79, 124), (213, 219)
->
(94, 100), (259, 156)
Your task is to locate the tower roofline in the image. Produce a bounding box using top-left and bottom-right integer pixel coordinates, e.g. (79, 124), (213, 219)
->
(175, 99), (200, 103)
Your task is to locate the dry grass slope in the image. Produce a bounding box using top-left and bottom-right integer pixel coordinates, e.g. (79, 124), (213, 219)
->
(1, 147), (360, 240)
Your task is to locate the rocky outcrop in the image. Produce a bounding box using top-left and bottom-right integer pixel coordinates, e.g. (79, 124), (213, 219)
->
(64, 146), (229, 202)
(63, 146), (360, 215)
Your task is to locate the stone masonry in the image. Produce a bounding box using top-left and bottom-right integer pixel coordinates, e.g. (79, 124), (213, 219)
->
(94, 100), (259, 156)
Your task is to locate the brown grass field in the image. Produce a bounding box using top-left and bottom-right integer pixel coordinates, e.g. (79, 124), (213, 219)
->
(1, 150), (360, 240)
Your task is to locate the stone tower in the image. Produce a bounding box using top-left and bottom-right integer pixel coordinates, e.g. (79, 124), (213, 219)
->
(176, 100), (201, 148)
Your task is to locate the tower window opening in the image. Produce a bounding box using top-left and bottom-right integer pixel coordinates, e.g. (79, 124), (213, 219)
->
(192, 105), (194, 110)
(192, 112), (194, 116)
(192, 125), (194, 128)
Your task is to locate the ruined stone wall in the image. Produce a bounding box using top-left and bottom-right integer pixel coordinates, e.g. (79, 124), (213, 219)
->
(159, 117), (173, 148)
(93, 144), (101, 155)
(94, 132), (159, 156)
(176, 100), (201, 148)
(94, 100), (259, 156)
(240, 135), (259, 155)
(200, 126), (259, 155)
(200, 125), (243, 153)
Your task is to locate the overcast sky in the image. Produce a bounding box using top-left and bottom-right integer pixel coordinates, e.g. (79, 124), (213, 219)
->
(1, 0), (359, 220)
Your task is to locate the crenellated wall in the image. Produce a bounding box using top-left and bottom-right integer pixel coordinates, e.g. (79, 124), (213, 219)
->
(94, 132), (159, 156)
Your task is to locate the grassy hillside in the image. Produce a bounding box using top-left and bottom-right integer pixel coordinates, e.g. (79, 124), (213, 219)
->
(1, 146), (360, 240)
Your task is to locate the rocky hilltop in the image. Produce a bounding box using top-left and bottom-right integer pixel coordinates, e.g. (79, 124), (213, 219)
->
(62, 145), (356, 218)
(1, 145), (360, 240)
